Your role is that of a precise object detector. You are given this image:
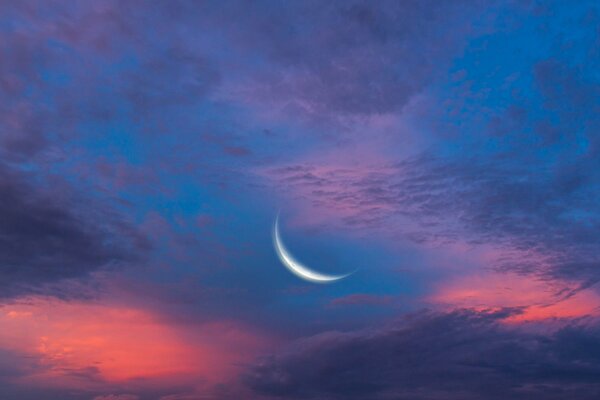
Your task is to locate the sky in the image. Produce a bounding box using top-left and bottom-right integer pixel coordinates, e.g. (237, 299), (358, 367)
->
(1, 1), (600, 399)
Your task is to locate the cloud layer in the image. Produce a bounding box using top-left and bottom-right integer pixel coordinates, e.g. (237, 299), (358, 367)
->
(0, 163), (147, 299)
(246, 309), (600, 400)
(0, 0), (599, 399)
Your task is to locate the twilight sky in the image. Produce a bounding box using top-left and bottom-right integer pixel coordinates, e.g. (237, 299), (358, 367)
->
(1, 1), (600, 399)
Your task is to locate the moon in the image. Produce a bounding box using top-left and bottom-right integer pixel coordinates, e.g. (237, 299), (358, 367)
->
(272, 214), (353, 283)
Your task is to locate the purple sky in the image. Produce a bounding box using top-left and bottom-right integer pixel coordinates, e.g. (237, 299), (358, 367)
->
(1, 1), (600, 399)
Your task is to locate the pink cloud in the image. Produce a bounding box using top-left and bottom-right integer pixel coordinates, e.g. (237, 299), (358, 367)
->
(93, 395), (139, 400)
(0, 298), (271, 392)
(429, 269), (600, 323)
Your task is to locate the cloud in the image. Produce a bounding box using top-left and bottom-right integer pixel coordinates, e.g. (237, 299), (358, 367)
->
(0, 299), (271, 393)
(159, 394), (214, 400)
(208, 0), (488, 130)
(93, 395), (139, 400)
(262, 30), (600, 290)
(264, 150), (600, 296)
(245, 309), (600, 399)
(0, 163), (148, 299)
(0, 348), (42, 379)
(329, 294), (394, 307)
(0, 2), (599, 399)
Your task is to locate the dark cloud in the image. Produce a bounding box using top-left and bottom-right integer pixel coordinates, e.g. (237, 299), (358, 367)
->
(0, 348), (41, 379)
(194, 0), (488, 122)
(0, 163), (148, 299)
(0, 0), (223, 161)
(245, 309), (600, 400)
(0, 348), (81, 400)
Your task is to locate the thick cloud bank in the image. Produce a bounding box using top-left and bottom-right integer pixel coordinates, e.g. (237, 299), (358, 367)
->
(0, 163), (147, 299)
(246, 309), (600, 400)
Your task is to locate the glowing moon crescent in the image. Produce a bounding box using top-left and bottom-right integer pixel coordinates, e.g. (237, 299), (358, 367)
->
(272, 214), (352, 283)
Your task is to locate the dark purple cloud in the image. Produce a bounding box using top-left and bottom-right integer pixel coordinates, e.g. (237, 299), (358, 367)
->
(0, 162), (148, 299)
(245, 309), (600, 400)
(202, 0), (489, 130)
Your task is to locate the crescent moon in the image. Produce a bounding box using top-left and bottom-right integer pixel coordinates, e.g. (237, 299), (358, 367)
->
(272, 214), (352, 283)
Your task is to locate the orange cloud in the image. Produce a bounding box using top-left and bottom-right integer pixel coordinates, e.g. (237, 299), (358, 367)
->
(0, 299), (269, 390)
(429, 270), (600, 322)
